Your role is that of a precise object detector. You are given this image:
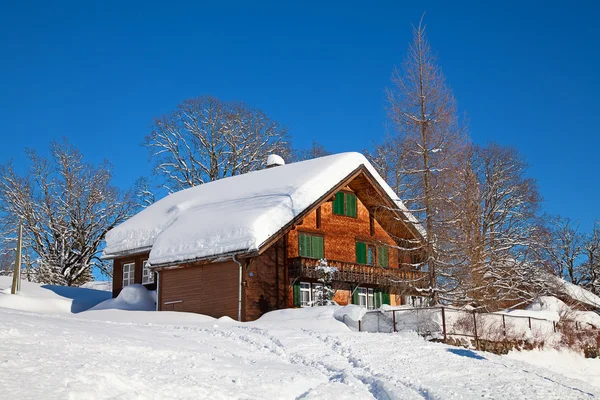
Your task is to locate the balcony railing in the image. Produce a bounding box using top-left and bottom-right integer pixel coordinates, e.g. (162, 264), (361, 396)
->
(288, 257), (429, 290)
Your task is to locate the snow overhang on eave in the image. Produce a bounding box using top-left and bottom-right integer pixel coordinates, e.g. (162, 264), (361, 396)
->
(149, 249), (259, 270)
(101, 246), (153, 260)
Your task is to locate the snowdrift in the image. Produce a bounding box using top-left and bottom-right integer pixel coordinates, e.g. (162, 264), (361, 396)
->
(0, 276), (111, 314)
(90, 284), (156, 311)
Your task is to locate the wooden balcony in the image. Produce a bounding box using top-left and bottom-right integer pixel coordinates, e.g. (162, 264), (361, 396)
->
(288, 257), (429, 291)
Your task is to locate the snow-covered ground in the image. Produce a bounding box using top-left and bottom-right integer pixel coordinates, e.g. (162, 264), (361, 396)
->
(1, 277), (599, 399)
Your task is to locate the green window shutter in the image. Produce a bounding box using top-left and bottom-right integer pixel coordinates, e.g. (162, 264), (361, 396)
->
(355, 241), (367, 264)
(311, 235), (324, 259)
(346, 193), (357, 218)
(382, 292), (390, 305)
(299, 234), (309, 257)
(378, 246), (389, 267)
(293, 282), (301, 307)
(333, 192), (345, 215)
(352, 287), (359, 304)
(375, 289), (381, 308)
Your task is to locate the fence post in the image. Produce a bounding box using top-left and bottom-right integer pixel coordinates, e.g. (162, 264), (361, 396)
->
(392, 310), (397, 333)
(528, 317), (532, 330)
(575, 321), (579, 331)
(441, 307), (447, 341)
(473, 311), (478, 349)
(552, 320), (556, 333)
(502, 314), (507, 339)
(358, 319), (362, 332)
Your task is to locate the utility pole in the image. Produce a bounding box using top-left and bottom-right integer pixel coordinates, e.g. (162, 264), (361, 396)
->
(11, 223), (22, 294)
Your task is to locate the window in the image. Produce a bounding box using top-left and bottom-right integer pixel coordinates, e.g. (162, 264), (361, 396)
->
(142, 260), (154, 284)
(332, 192), (357, 217)
(300, 282), (312, 307)
(367, 245), (375, 266)
(299, 233), (324, 259)
(367, 288), (375, 310)
(122, 262), (135, 287)
(358, 287), (368, 308)
(356, 242), (388, 267)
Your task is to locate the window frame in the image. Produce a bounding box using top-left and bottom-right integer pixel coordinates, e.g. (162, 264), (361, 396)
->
(358, 287), (368, 308)
(367, 288), (375, 310)
(141, 260), (154, 284)
(300, 282), (312, 307)
(122, 262), (135, 287)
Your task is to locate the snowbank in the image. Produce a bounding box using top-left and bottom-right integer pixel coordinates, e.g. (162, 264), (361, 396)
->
(104, 152), (424, 266)
(90, 284), (155, 311)
(0, 276), (111, 314)
(333, 304), (367, 323)
(257, 306), (349, 332)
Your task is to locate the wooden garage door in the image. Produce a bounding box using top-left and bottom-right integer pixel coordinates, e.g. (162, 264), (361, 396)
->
(160, 261), (239, 319)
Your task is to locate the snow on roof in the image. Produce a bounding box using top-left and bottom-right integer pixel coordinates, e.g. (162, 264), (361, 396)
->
(103, 152), (423, 266)
(554, 276), (600, 309)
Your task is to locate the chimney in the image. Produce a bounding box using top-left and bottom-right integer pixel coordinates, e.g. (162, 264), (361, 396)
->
(266, 154), (285, 168)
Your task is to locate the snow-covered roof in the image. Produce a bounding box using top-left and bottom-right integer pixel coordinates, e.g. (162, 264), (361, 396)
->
(554, 276), (600, 309)
(103, 152), (423, 266)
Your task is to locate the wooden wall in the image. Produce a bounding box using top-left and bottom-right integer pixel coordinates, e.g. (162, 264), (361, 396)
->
(286, 187), (408, 267)
(244, 238), (286, 321)
(159, 261), (239, 319)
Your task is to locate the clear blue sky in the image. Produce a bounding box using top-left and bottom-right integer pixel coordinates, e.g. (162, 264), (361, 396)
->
(1, 1), (599, 231)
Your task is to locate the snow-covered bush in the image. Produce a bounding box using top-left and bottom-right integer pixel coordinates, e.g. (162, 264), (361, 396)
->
(312, 259), (337, 306)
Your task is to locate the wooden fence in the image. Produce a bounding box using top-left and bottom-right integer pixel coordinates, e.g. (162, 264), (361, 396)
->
(349, 306), (596, 344)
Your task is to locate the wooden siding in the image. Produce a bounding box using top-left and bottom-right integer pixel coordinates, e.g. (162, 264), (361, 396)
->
(159, 261), (239, 319)
(244, 239), (286, 321)
(286, 187), (405, 266)
(111, 252), (151, 298)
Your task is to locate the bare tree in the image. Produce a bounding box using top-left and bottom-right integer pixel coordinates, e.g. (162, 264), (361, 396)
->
(539, 216), (584, 285)
(0, 141), (136, 286)
(580, 221), (599, 294)
(464, 144), (546, 309)
(134, 177), (156, 209)
(380, 19), (468, 304)
(145, 96), (291, 192)
(293, 140), (330, 162)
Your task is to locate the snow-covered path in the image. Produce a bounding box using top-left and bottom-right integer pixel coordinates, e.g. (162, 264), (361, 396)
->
(1, 306), (598, 400)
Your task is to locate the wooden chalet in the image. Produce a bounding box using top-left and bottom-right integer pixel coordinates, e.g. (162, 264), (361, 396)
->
(103, 153), (428, 321)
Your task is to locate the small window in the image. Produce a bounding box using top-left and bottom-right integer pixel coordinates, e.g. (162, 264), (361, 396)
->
(122, 262), (135, 287)
(367, 288), (375, 310)
(299, 233), (324, 259)
(332, 192), (357, 218)
(300, 282), (312, 307)
(358, 287), (368, 308)
(142, 260), (154, 284)
(367, 245), (375, 266)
